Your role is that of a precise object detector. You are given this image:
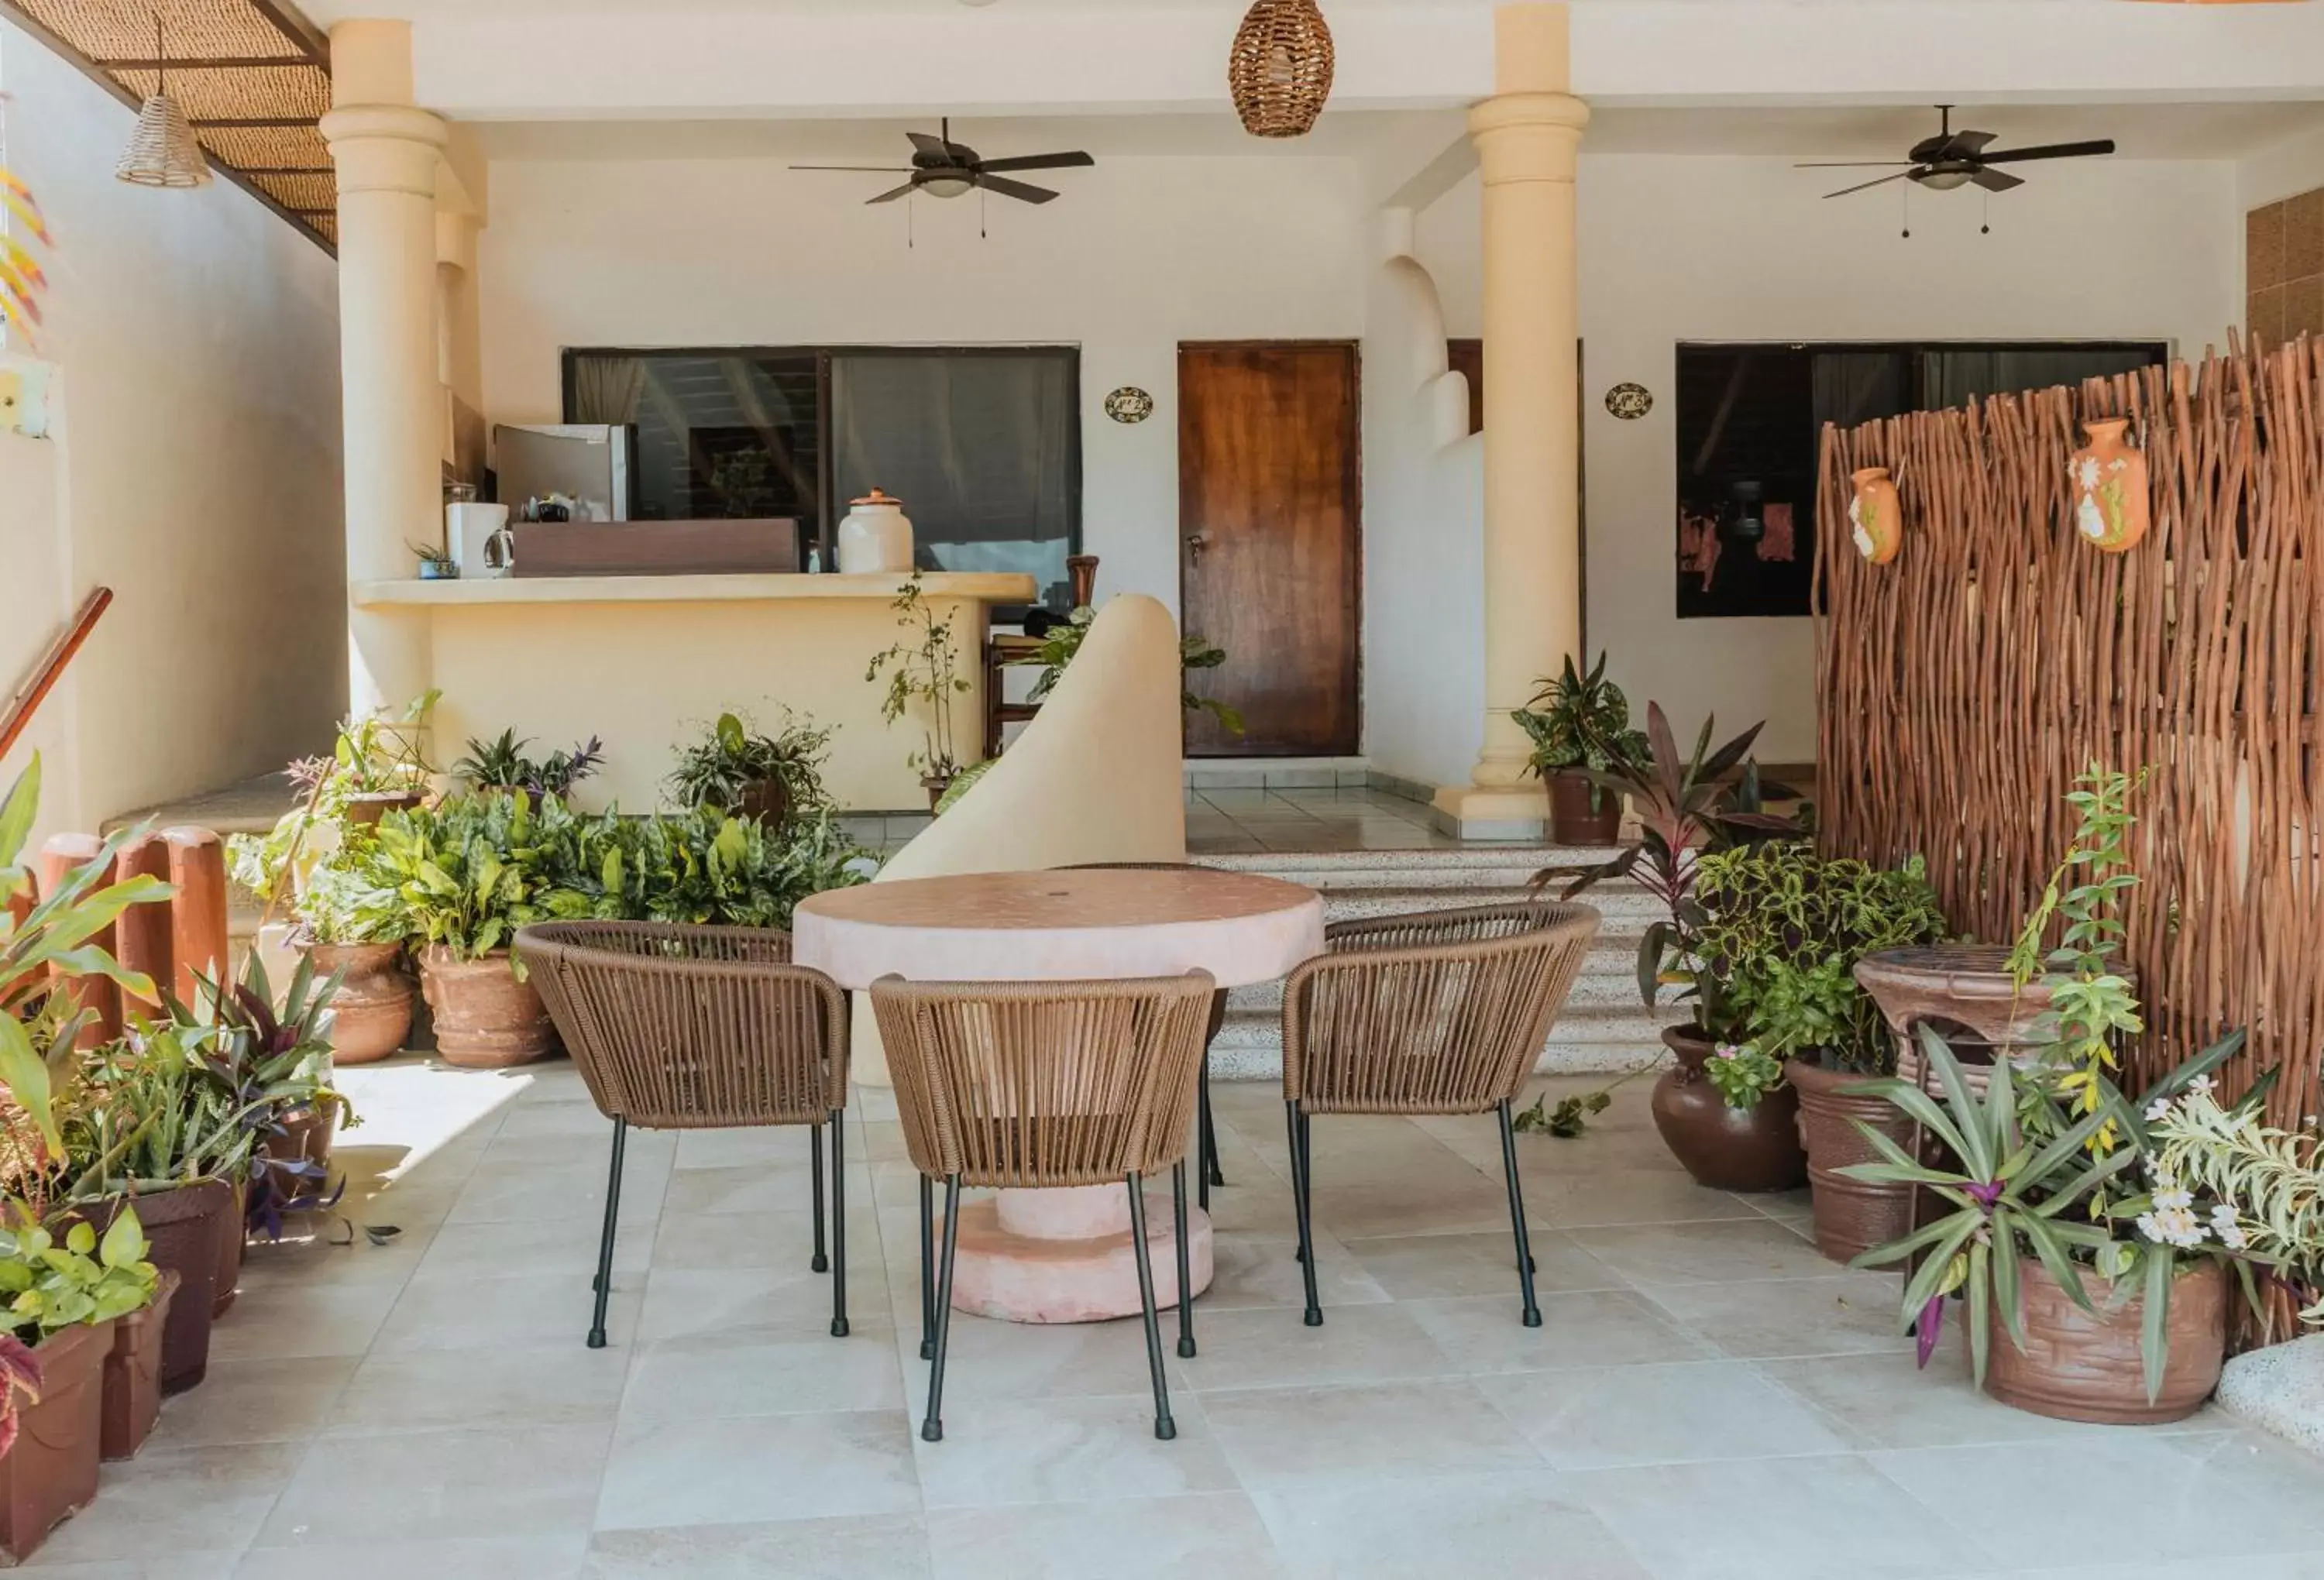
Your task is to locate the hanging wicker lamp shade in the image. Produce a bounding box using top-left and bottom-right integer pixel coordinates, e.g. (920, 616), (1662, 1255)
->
(1228, 0), (1335, 139)
(116, 91), (211, 188)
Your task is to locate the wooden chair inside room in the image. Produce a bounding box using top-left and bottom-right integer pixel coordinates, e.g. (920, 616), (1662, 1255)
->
(870, 971), (1215, 1444)
(1279, 901), (1600, 1330)
(517, 920), (852, 1347)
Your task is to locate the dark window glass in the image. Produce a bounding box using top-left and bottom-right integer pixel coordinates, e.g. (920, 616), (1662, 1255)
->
(568, 352), (820, 524)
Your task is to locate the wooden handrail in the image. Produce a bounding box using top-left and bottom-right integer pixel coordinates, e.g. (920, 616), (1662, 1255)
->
(0, 588), (111, 761)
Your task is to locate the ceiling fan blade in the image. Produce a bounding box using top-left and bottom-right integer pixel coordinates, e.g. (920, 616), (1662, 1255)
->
(866, 181), (918, 204)
(1794, 161), (1915, 170)
(906, 131), (952, 159)
(977, 173), (1059, 204)
(1822, 170), (1916, 200)
(792, 165), (913, 173)
(1978, 139), (2116, 165)
(1948, 129), (1998, 156)
(975, 151), (1095, 174)
(1970, 166), (2025, 193)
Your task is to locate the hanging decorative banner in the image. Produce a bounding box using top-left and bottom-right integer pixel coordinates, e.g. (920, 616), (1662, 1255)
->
(1848, 465), (1902, 563)
(2070, 417), (2150, 552)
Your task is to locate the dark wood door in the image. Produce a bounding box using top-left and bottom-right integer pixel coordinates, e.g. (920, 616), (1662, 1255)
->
(1177, 342), (1360, 757)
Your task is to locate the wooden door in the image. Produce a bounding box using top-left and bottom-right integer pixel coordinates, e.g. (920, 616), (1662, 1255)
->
(1177, 342), (1360, 757)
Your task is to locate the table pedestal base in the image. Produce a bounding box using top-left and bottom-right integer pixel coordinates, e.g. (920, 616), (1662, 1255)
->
(946, 1183), (1214, 1324)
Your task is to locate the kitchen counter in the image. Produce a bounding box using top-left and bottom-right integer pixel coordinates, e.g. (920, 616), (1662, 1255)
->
(351, 572), (1038, 608)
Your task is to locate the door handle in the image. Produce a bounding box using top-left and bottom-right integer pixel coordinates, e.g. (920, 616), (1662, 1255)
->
(1184, 534), (1207, 564)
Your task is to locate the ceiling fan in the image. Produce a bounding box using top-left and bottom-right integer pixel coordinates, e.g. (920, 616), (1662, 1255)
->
(791, 118), (1095, 205)
(1797, 105), (2116, 201)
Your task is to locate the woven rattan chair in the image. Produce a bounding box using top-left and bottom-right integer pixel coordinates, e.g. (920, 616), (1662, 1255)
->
(870, 972), (1216, 1444)
(1281, 902), (1599, 1329)
(1057, 862), (1231, 1207)
(517, 921), (851, 1348)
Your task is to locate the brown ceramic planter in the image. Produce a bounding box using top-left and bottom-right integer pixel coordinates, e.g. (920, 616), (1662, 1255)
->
(342, 789), (426, 828)
(101, 1270), (178, 1462)
(419, 946), (555, 1068)
(264, 1102), (338, 1176)
(1787, 1056), (1913, 1265)
(299, 940), (413, 1064)
(1982, 1256), (2226, 1424)
(212, 1180), (246, 1321)
(0, 1318), (114, 1562)
(734, 777), (792, 831)
(1546, 771), (1621, 846)
(920, 774), (955, 815)
(86, 1182), (231, 1394)
(1651, 1026), (1808, 1193)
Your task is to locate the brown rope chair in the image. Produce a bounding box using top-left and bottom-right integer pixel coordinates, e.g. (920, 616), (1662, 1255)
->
(1281, 901), (1599, 1330)
(870, 972), (1216, 1444)
(516, 921), (850, 1348)
(1057, 862), (1231, 1207)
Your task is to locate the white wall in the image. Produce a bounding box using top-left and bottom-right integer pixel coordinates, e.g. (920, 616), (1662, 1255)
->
(0, 23), (346, 834)
(1411, 153), (2241, 764)
(478, 153), (1367, 640)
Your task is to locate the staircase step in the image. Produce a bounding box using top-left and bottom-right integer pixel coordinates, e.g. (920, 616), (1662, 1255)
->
(1208, 1001), (1677, 1081)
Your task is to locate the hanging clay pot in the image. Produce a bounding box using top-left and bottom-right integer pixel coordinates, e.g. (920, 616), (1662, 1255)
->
(1848, 466), (1902, 565)
(2071, 417), (2150, 553)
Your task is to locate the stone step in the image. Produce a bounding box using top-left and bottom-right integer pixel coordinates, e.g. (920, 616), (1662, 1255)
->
(1192, 847), (1628, 894)
(1223, 941), (1648, 1014)
(1208, 1000), (1678, 1081)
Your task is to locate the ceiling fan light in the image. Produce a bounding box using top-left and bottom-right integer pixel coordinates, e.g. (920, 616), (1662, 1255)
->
(1919, 168), (1973, 191)
(920, 175), (973, 198)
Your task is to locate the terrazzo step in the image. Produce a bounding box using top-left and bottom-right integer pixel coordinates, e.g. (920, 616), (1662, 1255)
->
(1223, 942), (1651, 1014)
(1192, 847), (1624, 893)
(1208, 1001), (1679, 1080)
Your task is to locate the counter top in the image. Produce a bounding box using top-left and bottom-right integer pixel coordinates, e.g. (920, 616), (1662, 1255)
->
(350, 572), (1040, 609)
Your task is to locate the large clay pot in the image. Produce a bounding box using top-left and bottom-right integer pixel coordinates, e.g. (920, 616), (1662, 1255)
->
(0, 1318), (115, 1561)
(2070, 417), (2150, 554)
(212, 1180), (246, 1321)
(264, 1102), (339, 1176)
(300, 940), (413, 1065)
(1982, 1256), (2226, 1425)
(734, 777), (792, 833)
(1788, 1056), (1913, 1264)
(418, 946), (555, 1068)
(86, 1183), (228, 1395)
(1848, 465), (1903, 565)
(1652, 1026), (1808, 1192)
(101, 1270), (177, 1462)
(1546, 771), (1621, 847)
(342, 789), (427, 828)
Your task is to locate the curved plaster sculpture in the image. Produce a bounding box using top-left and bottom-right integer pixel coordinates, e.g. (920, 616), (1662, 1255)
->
(848, 592), (1188, 1086)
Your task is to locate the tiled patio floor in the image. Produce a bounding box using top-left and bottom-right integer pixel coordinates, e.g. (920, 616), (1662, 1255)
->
(1184, 786), (1463, 856)
(39, 1061), (2324, 1578)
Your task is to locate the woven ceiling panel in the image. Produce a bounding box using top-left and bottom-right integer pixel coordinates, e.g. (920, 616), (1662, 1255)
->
(5, 0), (335, 249)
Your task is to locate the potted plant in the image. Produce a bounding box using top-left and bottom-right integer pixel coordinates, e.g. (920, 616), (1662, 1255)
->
(1018, 603), (1245, 739)
(581, 805), (868, 929)
(285, 850), (411, 1066)
(1512, 653), (1648, 845)
(1693, 844), (1950, 1258)
(0, 1207), (158, 1560)
(455, 729), (605, 802)
(1548, 705), (1804, 1191)
(294, 692), (438, 828)
(410, 541), (459, 581)
(2152, 1078), (2324, 1334)
(665, 711), (834, 830)
(362, 792), (581, 1067)
(867, 573), (977, 810)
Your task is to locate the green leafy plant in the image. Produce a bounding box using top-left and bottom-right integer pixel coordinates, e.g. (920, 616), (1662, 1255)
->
(229, 692), (441, 913)
(585, 807), (868, 931)
(2154, 1083), (2324, 1327)
(0, 1209), (156, 1338)
(407, 541), (458, 577)
(1511, 1064), (1649, 1139)
(665, 711), (834, 822)
(360, 792), (594, 966)
(1511, 653), (1648, 812)
(1020, 605), (1245, 736)
(1704, 1042), (1786, 1110)
(454, 729), (604, 801)
(933, 758), (995, 816)
(867, 573), (975, 781)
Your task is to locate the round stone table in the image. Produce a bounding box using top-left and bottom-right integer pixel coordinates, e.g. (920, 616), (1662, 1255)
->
(793, 866), (1325, 1324)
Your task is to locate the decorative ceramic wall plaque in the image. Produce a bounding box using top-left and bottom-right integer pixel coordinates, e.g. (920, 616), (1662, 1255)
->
(2070, 417), (2150, 553)
(1604, 382), (1652, 420)
(1848, 465), (1902, 565)
(1104, 386), (1153, 424)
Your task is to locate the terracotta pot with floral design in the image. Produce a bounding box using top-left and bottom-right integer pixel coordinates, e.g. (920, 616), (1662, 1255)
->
(2071, 417), (2150, 553)
(1848, 466), (1903, 565)
(1651, 1027), (1808, 1193)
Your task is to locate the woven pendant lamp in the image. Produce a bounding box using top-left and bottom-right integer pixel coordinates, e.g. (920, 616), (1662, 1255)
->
(1228, 0), (1335, 139)
(115, 19), (210, 189)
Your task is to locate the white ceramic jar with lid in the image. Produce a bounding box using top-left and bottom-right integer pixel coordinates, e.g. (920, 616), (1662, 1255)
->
(835, 488), (914, 574)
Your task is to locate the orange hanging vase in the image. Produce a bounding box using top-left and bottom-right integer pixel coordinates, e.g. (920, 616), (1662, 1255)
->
(1848, 466), (1902, 565)
(2071, 417), (2149, 553)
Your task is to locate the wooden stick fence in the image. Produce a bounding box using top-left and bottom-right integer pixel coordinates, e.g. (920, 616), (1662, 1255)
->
(1816, 337), (2324, 1125)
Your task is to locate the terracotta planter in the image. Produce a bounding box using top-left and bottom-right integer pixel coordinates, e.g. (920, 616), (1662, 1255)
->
(0, 1318), (114, 1562)
(1848, 465), (1903, 565)
(86, 1182), (230, 1394)
(1982, 1256), (2226, 1425)
(1652, 1026), (1808, 1193)
(734, 777), (792, 832)
(1787, 1056), (1913, 1265)
(264, 1102), (338, 1176)
(101, 1270), (178, 1462)
(418, 946), (555, 1068)
(921, 775), (954, 815)
(342, 789), (426, 828)
(299, 939), (413, 1065)
(1546, 771), (1621, 847)
(2071, 417), (2150, 554)
(212, 1180), (246, 1321)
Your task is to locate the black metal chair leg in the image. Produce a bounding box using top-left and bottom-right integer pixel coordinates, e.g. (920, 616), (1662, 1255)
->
(810, 1122), (829, 1274)
(587, 1117), (627, 1349)
(1498, 1100), (1543, 1328)
(1173, 1160), (1196, 1358)
(828, 1110), (849, 1338)
(1292, 1104), (1322, 1326)
(1286, 1101), (1305, 1263)
(1199, 1061), (1225, 1204)
(1126, 1173), (1177, 1441)
(919, 1173), (937, 1362)
(921, 1174), (962, 1443)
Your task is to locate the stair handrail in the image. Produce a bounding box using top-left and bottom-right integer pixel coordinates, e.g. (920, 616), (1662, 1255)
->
(0, 588), (111, 761)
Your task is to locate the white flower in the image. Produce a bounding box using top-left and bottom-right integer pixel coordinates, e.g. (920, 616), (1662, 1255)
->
(2144, 1097), (2172, 1121)
(2077, 495), (2106, 541)
(2152, 1185), (2195, 1214)
(2076, 456), (2102, 489)
(1848, 497), (1874, 559)
(2189, 1074), (2216, 1097)
(2138, 1206), (2207, 1249)
(2211, 1206), (2248, 1251)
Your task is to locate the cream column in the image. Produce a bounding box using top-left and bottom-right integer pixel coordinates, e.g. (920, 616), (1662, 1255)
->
(321, 19), (446, 716)
(1434, 4), (1588, 835)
